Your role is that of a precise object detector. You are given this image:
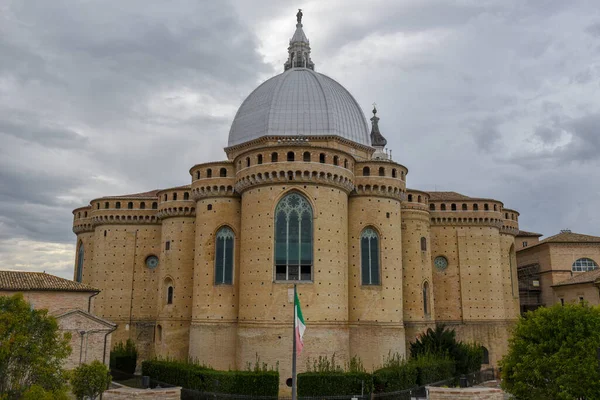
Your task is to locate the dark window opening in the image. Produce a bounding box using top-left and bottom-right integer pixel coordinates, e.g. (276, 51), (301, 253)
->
(333, 156), (339, 166)
(208, 204), (213, 211)
(287, 152), (295, 161)
(303, 152), (310, 162)
(246, 157), (251, 168)
(441, 204), (446, 211)
(165, 241), (170, 251)
(115, 202), (121, 209)
(196, 171), (200, 179)
(207, 169), (212, 178)
(430, 204), (435, 211)
(258, 154), (263, 164)
(173, 193), (177, 201)
(484, 203), (489, 211)
(271, 152), (278, 162)
(167, 286), (173, 304)
(220, 168), (227, 177)
(319, 153), (326, 163)
(392, 169), (397, 178)
(344, 159), (348, 168)
(128, 202), (133, 209)
(378, 167), (385, 176)
(140, 202), (146, 209)
(363, 167), (370, 176)
(184, 192), (189, 200)
(481, 347), (489, 364)
(473, 204), (479, 211)
(152, 202), (158, 209)
(451, 203), (456, 211)
(421, 237), (427, 251)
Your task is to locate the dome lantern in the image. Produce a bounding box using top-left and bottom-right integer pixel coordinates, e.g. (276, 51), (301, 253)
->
(284, 9), (315, 71)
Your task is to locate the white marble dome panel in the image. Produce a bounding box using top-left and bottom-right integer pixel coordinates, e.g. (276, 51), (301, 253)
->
(228, 68), (370, 147)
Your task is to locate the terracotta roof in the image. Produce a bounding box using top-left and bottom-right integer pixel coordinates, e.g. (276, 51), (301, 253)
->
(427, 191), (472, 201)
(104, 189), (161, 199)
(552, 268), (600, 287)
(540, 231), (600, 244)
(0, 271), (98, 292)
(517, 230), (543, 237)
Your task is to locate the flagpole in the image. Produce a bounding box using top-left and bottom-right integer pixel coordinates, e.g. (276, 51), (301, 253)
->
(292, 283), (297, 400)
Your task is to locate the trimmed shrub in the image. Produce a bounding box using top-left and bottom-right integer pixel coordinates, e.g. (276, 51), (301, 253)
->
(412, 354), (455, 385)
(110, 339), (138, 374)
(298, 372), (372, 396)
(142, 360), (279, 396)
(70, 360), (111, 400)
(372, 362), (418, 393)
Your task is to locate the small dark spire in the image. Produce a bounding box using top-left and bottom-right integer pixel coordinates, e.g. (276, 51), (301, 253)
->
(370, 104), (387, 147)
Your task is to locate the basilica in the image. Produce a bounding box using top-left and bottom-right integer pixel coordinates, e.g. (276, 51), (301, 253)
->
(72, 12), (521, 388)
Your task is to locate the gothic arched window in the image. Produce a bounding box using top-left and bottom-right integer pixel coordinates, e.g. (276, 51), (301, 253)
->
(215, 226), (234, 285)
(76, 243), (84, 282)
(274, 192), (313, 281)
(423, 281), (430, 316)
(360, 228), (380, 285)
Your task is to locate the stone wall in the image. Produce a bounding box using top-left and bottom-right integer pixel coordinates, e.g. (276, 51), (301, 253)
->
(427, 387), (503, 400)
(103, 386), (181, 399)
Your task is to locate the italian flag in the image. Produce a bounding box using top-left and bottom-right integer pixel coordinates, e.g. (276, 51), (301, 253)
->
(294, 291), (306, 355)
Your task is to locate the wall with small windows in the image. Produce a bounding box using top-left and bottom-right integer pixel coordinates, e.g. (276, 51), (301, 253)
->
(189, 196), (241, 371)
(348, 193), (405, 368)
(155, 213), (196, 360)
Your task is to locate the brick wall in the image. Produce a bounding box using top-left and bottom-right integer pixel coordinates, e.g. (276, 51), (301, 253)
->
(428, 386), (503, 400)
(0, 290), (92, 313)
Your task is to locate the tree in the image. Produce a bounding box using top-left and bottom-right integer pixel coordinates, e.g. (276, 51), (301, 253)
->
(0, 293), (71, 399)
(410, 324), (483, 374)
(70, 360), (111, 400)
(501, 303), (600, 399)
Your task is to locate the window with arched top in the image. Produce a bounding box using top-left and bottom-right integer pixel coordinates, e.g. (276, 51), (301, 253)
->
(271, 152), (278, 162)
(423, 281), (430, 316)
(303, 152), (311, 162)
(173, 193), (177, 201)
(140, 202), (146, 209)
(505, 213), (508, 219)
(287, 151), (295, 161)
(275, 192), (313, 281)
(128, 202), (133, 209)
(196, 171), (200, 179)
(451, 203), (456, 211)
(363, 167), (370, 176)
(392, 169), (397, 178)
(164, 194), (167, 201)
(84, 211), (87, 217)
(152, 202), (158, 209)
(97, 203), (100, 209)
(420, 237), (427, 251)
(418, 195), (422, 203)
(401, 171), (405, 180)
(76, 243), (84, 282)
(207, 169), (212, 178)
(319, 153), (326, 163)
(462, 204), (467, 211)
(378, 167), (385, 176)
(473, 204), (479, 211)
(156, 324), (162, 343)
(246, 157), (251, 168)
(215, 227), (234, 285)
(494, 204), (498, 211)
(116, 202), (121, 209)
(220, 168), (227, 177)
(572, 258), (599, 272)
(441, 204), (446, 211)
(408, 194), (413, 202)
(481, 346), (489, 364)
(167, 285), (173, 304)
(257, 154), (263, 164)
(361, 228), (380, 285)
(430, 204), (435, 211)
(484, 203), (489, 211)
(344, 159), (348, 168)
(184, 192), (189, 200)
(333, 156), (339, 166)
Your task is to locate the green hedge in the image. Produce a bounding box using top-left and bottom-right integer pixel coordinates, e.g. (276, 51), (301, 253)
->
(372, 363), (418, 393)
(109, 340), (138, 374)
(298, 372), (372, 396)
(141, 360), (279, 396)
(412, 354), (455, 385)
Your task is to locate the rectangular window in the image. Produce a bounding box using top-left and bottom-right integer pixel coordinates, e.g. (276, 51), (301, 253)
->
(560, 298), (565, 306)
(165, 241), (170, 251)
(579, 296), (584, 303)
(522, 241), (528, 247)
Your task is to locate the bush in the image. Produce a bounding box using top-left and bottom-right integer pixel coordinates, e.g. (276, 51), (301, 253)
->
(298, 372), (372, 396)
(21, 385), (69, 400)
(372, 363), (418, 393)
(70, 360), (111, 400)
(500, 303), (600, 399)
(142, 359), (279, 396)
(412, 354), (455, 385)
(110, 339), (138, 374)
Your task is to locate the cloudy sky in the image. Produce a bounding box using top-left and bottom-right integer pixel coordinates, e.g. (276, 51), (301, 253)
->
(1, 0), (599, 279)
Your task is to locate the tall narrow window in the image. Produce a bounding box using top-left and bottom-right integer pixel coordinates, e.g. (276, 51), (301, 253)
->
(451, 203), (456, 211)
(116, 202), (121, 209)
(271, 152), (278, 162)
(333, 156), (339, 166)
(215, 227), (234, 285)
(420, 237), (427, 251)
(484, 203), (489, 211)
(303, 152), (311, 162)
(167, 286), (173, 304)
(392, 169), (397, 178)
(319, 153), (326, 163)
(430, 204), (435, 211)
(481, 347), (489, 364)
(363, 167), (370, 176)
(378, 167), (385, 176)
(184, 192), (189, 200)
(462, 204), (467, 211)
(207, 169), (212, 178)
(152, 202), (158, 209)
(220, 168), (227, 177)
(344, 159), (348, 168)
(258, 154), (263, 164)
(423, 281), (430, 315)
(76, 243), (84, 282)
(441, 204), (446, 211)
(156, 325), (162, 342)
(473, 204), (479, 211)
(275, 192), (313, 281)
(246, 157), (251, 167)
(360, 228), (380, 285)
(128, 202), (133, 209)
(140, 202), (146, 209)
(287, 152), (295, 161)
(173, 193), (177, 201)
(165, 241), (170, 251)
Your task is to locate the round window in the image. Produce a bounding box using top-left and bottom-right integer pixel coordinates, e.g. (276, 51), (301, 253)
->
(434, 256), (448, 271)
(145, 255), (159, 269)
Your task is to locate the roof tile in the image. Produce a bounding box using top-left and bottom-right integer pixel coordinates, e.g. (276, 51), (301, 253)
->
(0, 271), (98, 292)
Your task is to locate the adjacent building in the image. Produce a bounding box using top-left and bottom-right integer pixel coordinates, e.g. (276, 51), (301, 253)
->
(516, 230), (600, 313)
(71, 12), (521, 388)
(0, 270), (116, 369)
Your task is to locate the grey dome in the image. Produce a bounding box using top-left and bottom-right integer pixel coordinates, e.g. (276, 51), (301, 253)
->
(227, 68), (370, 147)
